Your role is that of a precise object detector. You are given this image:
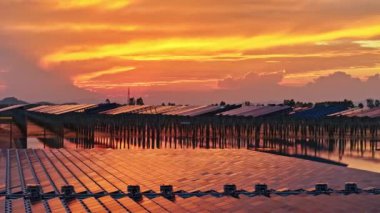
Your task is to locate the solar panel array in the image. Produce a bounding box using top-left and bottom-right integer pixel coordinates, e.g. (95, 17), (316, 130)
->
(83, 103), (120, 114)
(101, 105), (225, 117)
(1, 149), (380, 212)
(180, 105), (221, 116)
(293, 104), (349, 119)
(328, 107), (380, 118)
(101, 105), (152, 115)
(351, 107), (380, 118)
(0, 104), (26, 113)
(21, 103), (380, 119)
(139, 105), (183, 115)
(218, 105), (290, 117)
(328, 108), (365, 117)
(219, 105), (263, 116)
(27, 105), (96, 115)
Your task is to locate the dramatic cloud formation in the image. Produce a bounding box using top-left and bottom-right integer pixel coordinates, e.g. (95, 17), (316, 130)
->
(141, 71), (380, 104)
(0, 0), (380, 103)
(218, 71), (380, 102)
(0, 44), (101, 103)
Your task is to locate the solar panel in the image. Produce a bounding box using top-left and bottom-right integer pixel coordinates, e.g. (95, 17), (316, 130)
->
(98, 196), (127, 212)
(50, 150), (103, 193)
(116, 196), (148, 212)
(242, 106), (290, 117)
(30, 200), (46, 212)
(175, 196), (210, 212)
(27, 105), (48, 112)
(53, 104), (96, 115)
(163, 105), (204, 116)
(47, 198), (67, 213)
(137, 196), (170, 212)
(37, 105), (61, 113)
(71, 150), (127, 191)
(356, 107), (380, 118)
(8, 150), (23, 194)
(59, 149), (118, 193)
(3, 149), (380, 212)
(152, 106), (185, 114)
(42, 150), (87, 193)
(11, 198), (26, 212)
(0, 197), (5, 213)
(27, 105), (51, 112)
(0, 104), (26, 113)
(81, 197), (108, 212)
(138, 105), (162, 114)
(181, 105), (220, 117)
(25, 150), (56, 194)
(293, 105), (349, 119)
(33, 150), (67, 193)
(101, 105), (151, 115)
(27, 104), (96, 115)
(345, 108), (368, 117)
(328, 108), (363, 117)
(218, 106), (263, 116)
(66, 198), (87, 212)
(0, 150), (6, 193)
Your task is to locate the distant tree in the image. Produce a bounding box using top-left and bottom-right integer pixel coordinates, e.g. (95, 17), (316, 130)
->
(366, 99), (375, 108)
(343, 99), (354, 108)
(375, 100), (380, 107)
(283, 99), (296, 107)
(358, 103), (364, 108)
(294, 101), (312, 108)
(306, 102), (313, 108)
(316, 100), (353, 108)
(168, 102), (176, 106)
(244, 101), (251, 106)
(220, 101), (226, 106)
(128, 98), (136, 105)
(136, 97), (144, 105)
(105, 99), (111, 104)
(161, 102), (166, 106)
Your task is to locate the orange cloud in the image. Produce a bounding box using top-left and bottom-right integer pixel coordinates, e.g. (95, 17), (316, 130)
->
(80, 78), (220, 89)
(281, 64), (380, 86)
(42, 24), (380, 65)
(54, 0), (132, 10)
(73, 66), (135, 88)
(355, 40), (380, 48)
(2, 23), (137, 33)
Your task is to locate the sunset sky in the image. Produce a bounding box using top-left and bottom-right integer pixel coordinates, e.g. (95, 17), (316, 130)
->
(1, 0), (380, 104)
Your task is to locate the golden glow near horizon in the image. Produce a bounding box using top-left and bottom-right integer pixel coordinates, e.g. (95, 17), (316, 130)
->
(1, 0), (380, 101)
(55, 0), (132, 10)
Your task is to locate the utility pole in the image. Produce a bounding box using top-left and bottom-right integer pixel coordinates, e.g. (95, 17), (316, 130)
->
(127, 87), (131, 105)
(9, 118), (12, 148)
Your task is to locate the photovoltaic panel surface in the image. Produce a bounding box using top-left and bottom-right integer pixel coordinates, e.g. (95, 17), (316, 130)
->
(1, 149), (380, 212)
